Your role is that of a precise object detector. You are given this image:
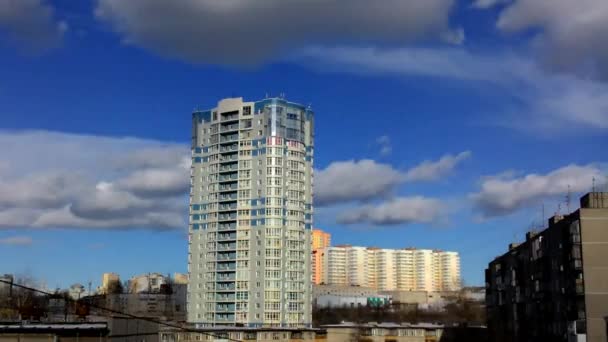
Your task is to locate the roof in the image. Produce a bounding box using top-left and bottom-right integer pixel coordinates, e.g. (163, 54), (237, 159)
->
(0, 323), (109, 336)
(160, 325), (322, 333)
(321, 322), (444, 329)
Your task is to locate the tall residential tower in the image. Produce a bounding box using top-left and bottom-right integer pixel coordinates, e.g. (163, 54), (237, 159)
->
(187, 97), (314, 327)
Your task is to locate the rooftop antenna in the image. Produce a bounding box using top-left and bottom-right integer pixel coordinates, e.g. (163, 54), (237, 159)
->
(566, 185), (571, 213)
(265, 92), (269, 99)
(556, 203), (562, 216)
(592, 176), (596, 192)
(542, 203), (545, 226)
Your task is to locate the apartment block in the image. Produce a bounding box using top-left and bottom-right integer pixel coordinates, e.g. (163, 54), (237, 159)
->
(486, 192), (608, 342)
(99, 273), (120, 295)
(187, 97), (314, 327)
(318, 246), (460, 292)
(311, 229), (331, 285)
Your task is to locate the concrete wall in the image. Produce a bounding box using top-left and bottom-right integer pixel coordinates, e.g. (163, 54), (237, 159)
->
(0, 335), (106, 342)
(581, 207), (608, 342)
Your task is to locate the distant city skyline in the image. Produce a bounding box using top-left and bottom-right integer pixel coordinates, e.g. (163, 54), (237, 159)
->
(1, 0), (607, 290)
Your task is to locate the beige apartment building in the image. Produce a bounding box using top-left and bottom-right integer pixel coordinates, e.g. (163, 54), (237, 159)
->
(319, 246), (460, 291)
(99, 273), (120, 295)
(311, 229), (331, 285)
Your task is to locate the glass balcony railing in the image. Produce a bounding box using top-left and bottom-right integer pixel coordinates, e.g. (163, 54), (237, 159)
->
(217, 274), (236, 282)
(220, 124), (239, 132)
(220, 144), (238, 152)
(216, 294), (235, 301)
(219, 202), (237, 210)
(220, 134), (239, 143)
(217, 233), (237, 241)
(219, 193), (237, 201)
(218, 223), (236, 231)
(221, 113), (239, 121)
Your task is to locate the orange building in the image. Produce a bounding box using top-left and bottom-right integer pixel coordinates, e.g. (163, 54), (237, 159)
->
(311, 229), (331, 284)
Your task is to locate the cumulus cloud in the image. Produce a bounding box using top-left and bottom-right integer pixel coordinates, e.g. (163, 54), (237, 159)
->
(0, 236), (32, 246)
(115, 167), (190, 198)
(0, 130), (189, 230)
(403, 151), (471, 182)
(298, 46), (608, 132)
(471, 164), (606, 218)
(95, 0), (457, 65)
(496, 0), (608, 77)
(0, 0), (66, 52)
(315, 152), (470, 206)
(337, 196), (445, 225)
(315, 160), (403, 206)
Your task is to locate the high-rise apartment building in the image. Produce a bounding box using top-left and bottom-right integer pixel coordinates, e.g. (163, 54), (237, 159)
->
(311, 229), (331, 285)
(311, 229), (331, 250)
(486, 192), (608, 342)
(187, 97), (314, 327)
(318, 246), (460, 291)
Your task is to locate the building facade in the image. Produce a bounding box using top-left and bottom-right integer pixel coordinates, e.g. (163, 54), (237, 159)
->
(486, 192), (608, 342)
(318, 246), (460, 292)
(187, 97), (314, 327)
(311, 229), (330, 250)
(160, 326), (324, 342)
(311, 229), (331, 285)
(99, 273), (120, 295)
(128, 273), (168, 294)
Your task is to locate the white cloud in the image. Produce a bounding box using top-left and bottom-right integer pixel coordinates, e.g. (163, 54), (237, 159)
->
(315, 152), (470, 206)
(337, 196), (445, 225)
(403, 151), (471, 182)
(297, 46), (608, 132)
(496, 0), (608, 77)
(472, 0), (510, 9)
(115, 166), (190, 198)
(0, 130), (189, 230)
(376, 135), (392, 156)
(315, 160), (403, 206)
(0, 236), (32, 246)
(95, 0), (457, 65)
(471, 164), (606, 217)
(0, 0), (66, 52)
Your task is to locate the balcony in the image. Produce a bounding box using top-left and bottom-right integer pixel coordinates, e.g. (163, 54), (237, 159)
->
(216, 284), (236, 291)
(216, 294), (235, 302)
(217, 263), (236, 271)
(220, 112), (239, 122)
(220, 134), (239, 143)
(219, 202), (237, 210)
(219, 193), (237, 201)
(219, 164), (238, 172)
(215, 313), (235, 321)
(217, 233), (237, 241)
(218, 213), (237, 221)
(218, 223), (236, 231)
(220, 154), (238, 162)
(220, 144), (238, 152)
(217, 243), (236, 251)
(217, 274), (236, 282)
(217, 252), (237, 261)
(219, 173), (238, 182)
(220, 124), (239, 133)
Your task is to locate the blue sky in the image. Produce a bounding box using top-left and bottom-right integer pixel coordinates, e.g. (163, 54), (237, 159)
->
(1, 0), (607, 289)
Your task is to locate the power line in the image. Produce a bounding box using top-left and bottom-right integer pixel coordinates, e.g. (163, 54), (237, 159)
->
(0, 279), (242, 342)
